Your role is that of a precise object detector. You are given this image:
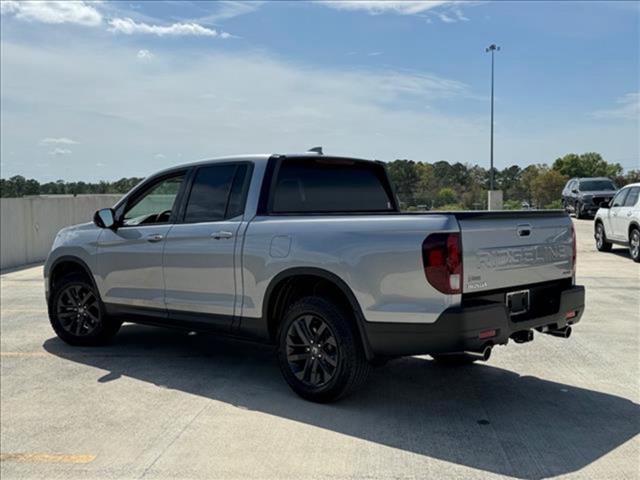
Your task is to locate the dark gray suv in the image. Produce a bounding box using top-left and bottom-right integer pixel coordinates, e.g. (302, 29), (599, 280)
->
(562, 177), (617, 219)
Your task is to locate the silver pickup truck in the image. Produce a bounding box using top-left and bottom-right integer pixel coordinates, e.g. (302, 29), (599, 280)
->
(44, 152), (585, 402)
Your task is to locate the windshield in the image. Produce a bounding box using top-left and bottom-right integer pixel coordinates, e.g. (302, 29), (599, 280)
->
(579, 180), (616, 191)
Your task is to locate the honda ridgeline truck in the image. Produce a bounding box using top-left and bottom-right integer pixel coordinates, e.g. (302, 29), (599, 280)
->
(45, 153), (585, 402)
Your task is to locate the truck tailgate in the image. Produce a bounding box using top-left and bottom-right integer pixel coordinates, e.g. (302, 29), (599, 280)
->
(456, 211), (574, 293)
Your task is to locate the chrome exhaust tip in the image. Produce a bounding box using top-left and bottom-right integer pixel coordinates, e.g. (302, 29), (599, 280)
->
(546, 326), (572, 339)
(463, 345), (492, 362)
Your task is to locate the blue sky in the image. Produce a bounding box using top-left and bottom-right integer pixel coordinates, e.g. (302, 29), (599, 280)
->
(1, 0), (638, 182)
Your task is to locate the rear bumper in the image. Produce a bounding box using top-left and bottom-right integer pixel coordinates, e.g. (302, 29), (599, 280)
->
(363, 285), (585, 357)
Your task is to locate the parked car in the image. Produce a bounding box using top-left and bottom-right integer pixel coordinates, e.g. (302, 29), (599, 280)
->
(44, 152), (585, 402)
(562, 177), (617, 219)
(594, 182), (640, 262)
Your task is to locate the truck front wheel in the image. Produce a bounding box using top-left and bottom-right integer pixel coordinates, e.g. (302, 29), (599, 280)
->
(277, 297), (371, 403)
(49, 273), (121, 346)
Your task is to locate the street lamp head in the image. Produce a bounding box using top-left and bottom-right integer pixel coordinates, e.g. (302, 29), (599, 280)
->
(486, 44), (500, 52)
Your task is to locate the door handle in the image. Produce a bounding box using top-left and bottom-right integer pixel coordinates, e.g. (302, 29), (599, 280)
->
(211, 230), (233, 240)
(146, 233), (164, 243)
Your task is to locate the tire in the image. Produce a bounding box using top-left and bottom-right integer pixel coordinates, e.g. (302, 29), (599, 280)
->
(431, 353), (479, 366)
(629, 227), (640, 263)
(595, 222), (612, 252)
(277, 296), (371, 403)
(49, 273), (121, 346)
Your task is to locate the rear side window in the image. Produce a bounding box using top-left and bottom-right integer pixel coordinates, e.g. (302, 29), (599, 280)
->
(271, 158), (394, 213)
(183, 164), (249, 223)
(611, 189), (629, 207)
(624, 187), (639, 207)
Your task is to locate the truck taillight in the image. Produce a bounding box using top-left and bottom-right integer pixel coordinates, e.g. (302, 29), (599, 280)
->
(571, 223), (577, 275)
(422, 232), (462, 295)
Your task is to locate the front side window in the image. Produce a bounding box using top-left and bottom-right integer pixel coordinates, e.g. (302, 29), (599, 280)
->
(271, 158), (394, 213)
(611, 189), (629, 208)
(623, 187), (640, 207)
(579, 179), (616, 191)
(183, 164), (249, 223)
(122, 174), (185, 226)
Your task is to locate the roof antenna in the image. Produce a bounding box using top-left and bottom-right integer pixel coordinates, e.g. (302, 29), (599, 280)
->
(307, 146), (323, 155)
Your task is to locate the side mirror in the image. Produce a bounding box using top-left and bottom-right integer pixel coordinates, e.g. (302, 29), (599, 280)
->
(94, 208), (116, 229)
(571, 189), (579, 194)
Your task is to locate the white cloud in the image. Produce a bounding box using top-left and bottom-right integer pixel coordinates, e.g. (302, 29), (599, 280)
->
(317, 1), (473, 22)
(3, 39), (637, 181)
(39, 137), (79, 145)
(136, 49), (154, 60)
(189, 1), (264, 23)
(1, 40), (488, 181)
(317, 1), (453, 15)
(154, 153), (166, 160)
(49, 148), (72, 156)
(108, 17), (229, 37)
(591, 93), (640, 121)
(0, 1), (102, 26)
(438, 12), (456, 23)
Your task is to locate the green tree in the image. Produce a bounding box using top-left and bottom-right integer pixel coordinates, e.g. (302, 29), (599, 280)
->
(532, 168), (568, 208)
(435, 187), (457, 207)
(553, 152), (622, 178)
(387, 160), (420, 207)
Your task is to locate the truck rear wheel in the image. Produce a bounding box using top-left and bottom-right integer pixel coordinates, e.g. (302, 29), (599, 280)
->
(277, 296), (371, 402)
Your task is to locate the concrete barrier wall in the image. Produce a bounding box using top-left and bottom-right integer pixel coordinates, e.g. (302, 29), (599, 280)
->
(0, 195), (122, 270)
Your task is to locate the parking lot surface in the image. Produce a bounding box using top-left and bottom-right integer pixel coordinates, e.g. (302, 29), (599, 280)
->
(1, 218), (638, 480)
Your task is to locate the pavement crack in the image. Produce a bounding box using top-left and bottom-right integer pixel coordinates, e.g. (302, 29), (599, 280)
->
(138, 403), (209, 479)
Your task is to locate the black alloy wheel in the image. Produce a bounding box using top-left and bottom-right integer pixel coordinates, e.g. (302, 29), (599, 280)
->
(56, 284), (102, 337)
(285, 314), (339, 388)
(277, 296), (371, 402)
(49, 273), (121, 346)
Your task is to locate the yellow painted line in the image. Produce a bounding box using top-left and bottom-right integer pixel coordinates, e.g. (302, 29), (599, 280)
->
(0, 453), (96, 463)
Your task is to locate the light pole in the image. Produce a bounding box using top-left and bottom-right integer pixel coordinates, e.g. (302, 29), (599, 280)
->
(486, 43), (500, 192)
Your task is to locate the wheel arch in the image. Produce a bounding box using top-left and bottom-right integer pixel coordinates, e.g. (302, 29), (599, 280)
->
(263, 267), (374, 360)
(49, 256), (97, 296)
(629, 221), (639, 237)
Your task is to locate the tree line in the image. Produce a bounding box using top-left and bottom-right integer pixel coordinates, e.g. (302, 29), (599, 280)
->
(387, 152), (638, 210)
(1, 152), (638, 210)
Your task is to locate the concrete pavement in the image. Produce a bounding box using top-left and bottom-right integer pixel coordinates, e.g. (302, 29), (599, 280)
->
(1, 218), (638, 479)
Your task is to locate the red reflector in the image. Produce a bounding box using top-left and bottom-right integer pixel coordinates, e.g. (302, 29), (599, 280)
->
(479, 329), (497, 339)
(566, 310), (577, 319)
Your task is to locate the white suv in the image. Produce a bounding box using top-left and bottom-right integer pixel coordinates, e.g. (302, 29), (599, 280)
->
(594, 182), (640, 262)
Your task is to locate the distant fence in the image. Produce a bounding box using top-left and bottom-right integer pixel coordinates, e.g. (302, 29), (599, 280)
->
(0, 195), (122, 270)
